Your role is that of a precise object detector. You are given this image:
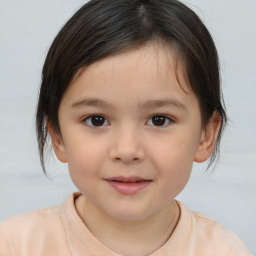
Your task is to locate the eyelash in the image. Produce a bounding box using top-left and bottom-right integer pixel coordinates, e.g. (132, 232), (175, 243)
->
(146, 115), (173, 127)
(83, 115), (110, 127)
(82, 114), (173, 128)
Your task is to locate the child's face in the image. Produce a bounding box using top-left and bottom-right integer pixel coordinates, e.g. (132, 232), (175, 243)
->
(51, 44), (214, 221)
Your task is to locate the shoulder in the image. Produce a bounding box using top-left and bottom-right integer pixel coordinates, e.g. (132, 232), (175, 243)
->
(0, 206), (60, 232)
(177, 202), (252, 256)
(0, 206), (67, 255)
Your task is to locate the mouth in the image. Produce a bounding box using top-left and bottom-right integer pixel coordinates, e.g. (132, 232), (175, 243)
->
(104, 176), (152, 195)
(107, 176), (151, 183)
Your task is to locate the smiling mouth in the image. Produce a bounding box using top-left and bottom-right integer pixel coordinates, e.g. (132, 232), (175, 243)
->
(107, 176), (151, 183)
(105, 176), (152, 195)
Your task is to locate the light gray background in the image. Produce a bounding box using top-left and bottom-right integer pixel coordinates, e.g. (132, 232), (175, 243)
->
(0, 0), (255, 253)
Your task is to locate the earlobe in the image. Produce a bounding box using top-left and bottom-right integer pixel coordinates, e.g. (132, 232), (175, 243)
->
(47, 121), (67, 163)
(194, 112), (221, 163)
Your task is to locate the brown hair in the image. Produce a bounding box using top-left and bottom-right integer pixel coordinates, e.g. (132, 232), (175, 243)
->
(36, 0), (227, 173)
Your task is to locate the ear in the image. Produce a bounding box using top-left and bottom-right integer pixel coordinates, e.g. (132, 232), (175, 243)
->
(47, 121), (67, 163)
(194, 112), (221, 163)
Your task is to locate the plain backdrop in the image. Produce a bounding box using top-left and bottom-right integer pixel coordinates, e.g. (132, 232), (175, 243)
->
(0, 0), (255, 253)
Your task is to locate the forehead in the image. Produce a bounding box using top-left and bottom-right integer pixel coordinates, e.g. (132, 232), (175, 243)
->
(61, 43), (198, 111)
(71, 42), (185, 84)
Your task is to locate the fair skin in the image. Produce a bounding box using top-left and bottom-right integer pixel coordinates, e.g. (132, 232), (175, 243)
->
(48, 43), (220, 256)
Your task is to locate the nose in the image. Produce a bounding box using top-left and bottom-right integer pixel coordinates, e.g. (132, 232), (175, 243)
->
(109, 127), (146, 164)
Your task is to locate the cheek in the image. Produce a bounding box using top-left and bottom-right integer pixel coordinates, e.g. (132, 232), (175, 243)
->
(157, 153), (192, 200)
(150, 132), (198, 168)
(65, 137), (107, 182)
(160, 153), (192, 194)
(149, 133), (198, 193)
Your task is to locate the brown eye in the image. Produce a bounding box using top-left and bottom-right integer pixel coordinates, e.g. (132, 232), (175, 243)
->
(85, 116), (109, 127)
(147, 115), (171, 127)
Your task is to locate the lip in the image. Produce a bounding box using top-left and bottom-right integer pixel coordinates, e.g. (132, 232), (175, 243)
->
(105, 176), (152, 195)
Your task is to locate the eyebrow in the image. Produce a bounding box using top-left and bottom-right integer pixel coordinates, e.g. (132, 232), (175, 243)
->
(71, 99), (117, 109)
(71, 98), (187, 111)
(140, 99), (187, 110)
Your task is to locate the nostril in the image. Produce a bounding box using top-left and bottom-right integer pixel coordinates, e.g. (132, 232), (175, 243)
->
(109, 137), (146, 163)
(111, 150), (145, 164)
(114, 156), (140, 162)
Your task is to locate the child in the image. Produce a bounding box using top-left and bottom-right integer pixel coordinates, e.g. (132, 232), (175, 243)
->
(0, 0), (252, 255)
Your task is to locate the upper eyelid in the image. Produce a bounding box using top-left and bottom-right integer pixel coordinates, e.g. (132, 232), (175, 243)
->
(81, 114), (108, 121)
(146, 114), (174, 121)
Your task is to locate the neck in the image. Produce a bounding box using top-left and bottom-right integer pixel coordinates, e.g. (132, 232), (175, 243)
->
(75, 195), (180, 256)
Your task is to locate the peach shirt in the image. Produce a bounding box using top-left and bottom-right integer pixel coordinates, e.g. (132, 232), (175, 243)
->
(0, 193), (251, 256)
